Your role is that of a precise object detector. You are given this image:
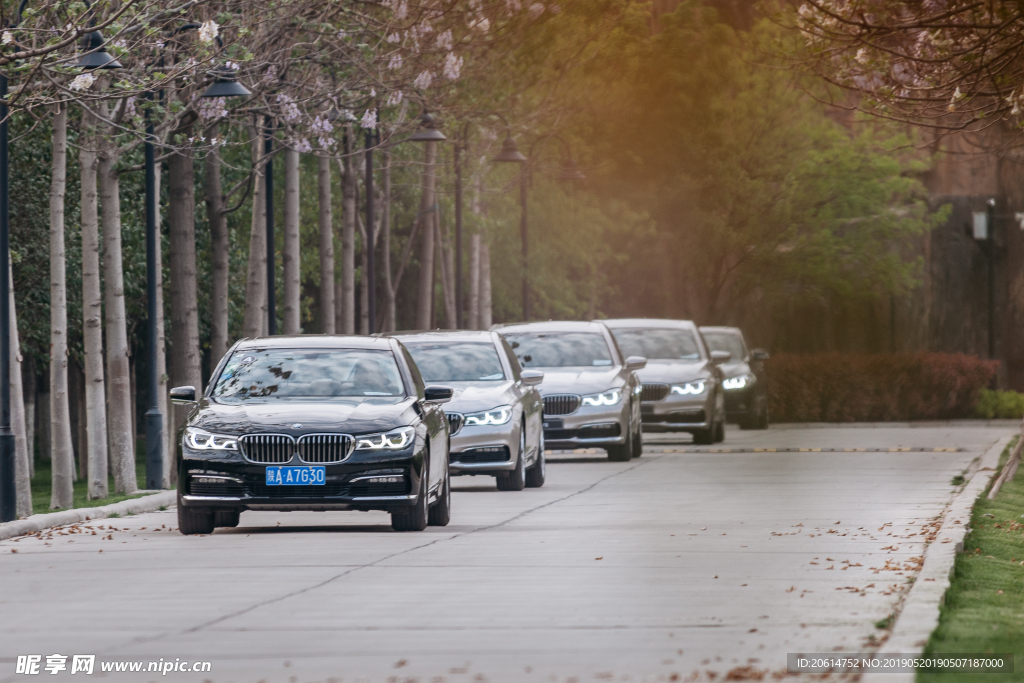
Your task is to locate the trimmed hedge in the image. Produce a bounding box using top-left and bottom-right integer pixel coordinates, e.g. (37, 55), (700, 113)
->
(973, 389), (1024, 419)
(765, 353), (998, 423)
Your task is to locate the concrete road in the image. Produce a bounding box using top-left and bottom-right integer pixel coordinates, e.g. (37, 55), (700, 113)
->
(0, 423), (1013, 683)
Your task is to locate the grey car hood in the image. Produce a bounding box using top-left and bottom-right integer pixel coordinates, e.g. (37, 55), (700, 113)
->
(535, 367), (624, 396)
(717, 360), (752, 379)
(442, 381), (520, 414)
(635, 359), (713, 385)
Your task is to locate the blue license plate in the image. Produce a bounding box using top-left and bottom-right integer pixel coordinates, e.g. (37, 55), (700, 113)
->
(265, 466), (326, 486)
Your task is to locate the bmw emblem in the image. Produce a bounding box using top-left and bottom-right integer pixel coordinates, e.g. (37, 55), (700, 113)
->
(291, 423), (302, 429)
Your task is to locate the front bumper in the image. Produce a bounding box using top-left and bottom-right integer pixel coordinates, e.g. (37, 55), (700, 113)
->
(178, 448), (421, 513)
(541, 403), (627, 450)
(641, 391), (713, 433)
(449, 422), (519, 476)
(724, 386), (757, 420)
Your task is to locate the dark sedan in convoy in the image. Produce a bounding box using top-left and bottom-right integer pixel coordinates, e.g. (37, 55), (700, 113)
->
(699, 326), (769, 429)
(394, 330), (546, 490)
(603, 319), (728, 444)
(171, 336), (454, 535)
(495, 321), (646, 461)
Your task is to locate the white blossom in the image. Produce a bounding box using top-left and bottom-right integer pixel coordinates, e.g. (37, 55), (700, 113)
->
(506, 0), (522, 12)
(388, 53), (403, 70)
(124, 96), (137, 119)
(293, 138), (313, 153)
(436, 30), (453, 50)
(527, 3), (545, 19)
(69, 72), (96, 91)
(311, 115), (333, 136)
(2, 31), (13, 45)
(276, 93), (301, 122)
(360, 109), (377, 129)
(337, 29), (347, 40)
(413, 70), (434, 89)
(442, 52), (463, 80)
(263, 65), (277, 83)
(225, 61), (239, 70)
(198, 19), (219, 44)
(387, 32), (401, 43)
(386, 90), (403, 106)
(855, 47), (868, 64)
(199, 96), (228, 120)
(469, 16), (490, 32)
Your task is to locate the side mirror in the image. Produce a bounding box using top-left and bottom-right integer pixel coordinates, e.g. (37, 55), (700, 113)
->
(710, 350), (731, 365)
(423, 385), (454, 404)
(520, 369), (544, 386)
(625, 356), (647, 371)
(169, 386), (197, 404)
(751, 348), (770, 361)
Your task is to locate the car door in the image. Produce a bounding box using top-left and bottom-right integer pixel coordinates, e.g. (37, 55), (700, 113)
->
(401, 346), (446, 490)
(500, 337), (542, 460)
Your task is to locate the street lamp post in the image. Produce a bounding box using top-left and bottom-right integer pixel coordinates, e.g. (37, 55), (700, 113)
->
(365, 121), (379, 334)
(0, 69), (12, 522)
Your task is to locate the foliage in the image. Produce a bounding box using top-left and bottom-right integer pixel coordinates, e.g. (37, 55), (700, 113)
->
(921, 442), (1024, 683)
(29, 454), (146, 515)
(973, 390), (1024, 420)
(765, 352), (998, 422)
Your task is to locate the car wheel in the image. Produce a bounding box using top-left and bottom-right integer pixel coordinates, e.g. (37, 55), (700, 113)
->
(214, 510), (240, 528)
(756, 397), (770, 430)
(427, 460), (451, 527)
(607, 421), (633, 462)
(177, 491), (215, 535)
(392, 461), (429, 531)
(714, 417), (725, 443)
(632, 423), (644, 458)
(497, 424), (527, 491)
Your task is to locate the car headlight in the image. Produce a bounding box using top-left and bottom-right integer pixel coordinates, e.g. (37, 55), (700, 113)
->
(723, 374), (754, 391)
(355, 426), (415, 451)
(184, 427), (238, 451)
(582, 388), (622, 406)
(671, 380), (706, 396)
(464, 406), (512, 426)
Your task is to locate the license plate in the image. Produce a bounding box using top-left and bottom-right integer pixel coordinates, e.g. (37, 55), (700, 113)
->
(265, 466), (326, 486)
(543, 418), (564, 430)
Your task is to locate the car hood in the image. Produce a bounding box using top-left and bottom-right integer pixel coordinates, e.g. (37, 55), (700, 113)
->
(190, 396), (417, 436)
(635, 359), (712, 385)
(718, 361), (752, 379)
(441, 381), (520, 414)
(534, 367), (625, 395)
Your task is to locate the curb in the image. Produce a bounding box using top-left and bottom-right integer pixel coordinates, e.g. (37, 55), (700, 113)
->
(860, 433), (1012, 683)
(0, 490), (176, 542)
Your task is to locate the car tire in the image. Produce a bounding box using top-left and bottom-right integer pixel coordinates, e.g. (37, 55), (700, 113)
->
(392, 463), (429, 532)
(427, 461), (451, 527)
(714, 417), (725, 443)
(177, 491), (215, 535)
(607, 421), (633, 462)
(755, 398), (770, 430)
(214, 510), (240, 528)
(525, 446), (546, 488)
(497, 425), (527, 491)
(631, 422), (644, 458)
(692, 423), (714, 446)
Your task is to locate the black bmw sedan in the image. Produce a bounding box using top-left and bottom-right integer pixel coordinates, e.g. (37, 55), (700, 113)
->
(171, 336), (453, 535)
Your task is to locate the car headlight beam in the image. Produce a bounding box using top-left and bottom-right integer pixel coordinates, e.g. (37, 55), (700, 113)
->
(581, 388), (622, 406)
(671, 380), (706, 396)
(184, 427), (238, 451)
(355, 426), (416, 451)
(464, 406), (513, 426)
(723, 374), (753, 391)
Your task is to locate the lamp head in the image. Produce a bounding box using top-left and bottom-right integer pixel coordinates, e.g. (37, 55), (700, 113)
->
(407, 111), (447, 142)
(200, 66), (251, 98)
(75, 31), (123, 70)
(560, 156), (585, 180)
(492, 136), (527, 164)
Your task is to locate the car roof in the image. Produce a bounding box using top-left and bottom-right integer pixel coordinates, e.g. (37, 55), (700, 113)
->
(699, 326), (744, 336)
(233, 335), (397, 350)
(601, 318), (699, 331)
(391, 330), (496, 343)
(495, 320), (608, 333)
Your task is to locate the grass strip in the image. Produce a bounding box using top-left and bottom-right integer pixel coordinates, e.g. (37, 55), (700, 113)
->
(28, 455), (148, 516)
(919, 440), (1024, 683)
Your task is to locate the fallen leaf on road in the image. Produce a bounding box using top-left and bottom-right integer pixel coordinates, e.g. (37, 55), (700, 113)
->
(595, 557), (603, 560)
(786, 586), (795, 593)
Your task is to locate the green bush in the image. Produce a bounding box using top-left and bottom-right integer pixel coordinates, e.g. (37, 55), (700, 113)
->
(972, 389), (1024, 419)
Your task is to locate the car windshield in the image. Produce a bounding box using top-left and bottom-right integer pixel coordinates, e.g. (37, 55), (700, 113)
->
(702, 331), (746, 361)
(612, 328), (703, 361)
(213, 349), (405, 402)
(503, 332), (613, 368)
(404, 341), (505, 382)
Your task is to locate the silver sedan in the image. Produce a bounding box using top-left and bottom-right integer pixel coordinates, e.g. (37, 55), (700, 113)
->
(393, 330), (546, 490)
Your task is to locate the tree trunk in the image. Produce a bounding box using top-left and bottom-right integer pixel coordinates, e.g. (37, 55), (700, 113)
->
(282, 146), (301, 334)
(68, 359), (83, 480)
(438, 215), (457, 328)
(242, 128), (267, 339)
(359, 240), (369, 335)
(318, 155), (335, 334)
(415, 141), (438, 330)
(22, 358), (34, 473)
(206, 127), (229, 362)
(153, 164), (171, 488)
(468, 232), (480, 330)
(98, 119), (138, 495)
(480, 240), (493, 329)
(9, 265), (31, 517)
(78, 112), (107, 503)
(381, 155), (395, 332)
(168, 145), (202, 393)
(340, 129), (357, 334)
(49, 102), (72, 488)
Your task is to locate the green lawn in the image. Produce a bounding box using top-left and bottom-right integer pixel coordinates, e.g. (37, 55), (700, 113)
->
(919, 444), (1024, 683)
(27, 445), (151, 516)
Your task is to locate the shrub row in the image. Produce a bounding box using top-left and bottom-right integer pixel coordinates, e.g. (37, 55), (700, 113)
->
(972, 389), (1024, 420)
(764, 352), (998, 423)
